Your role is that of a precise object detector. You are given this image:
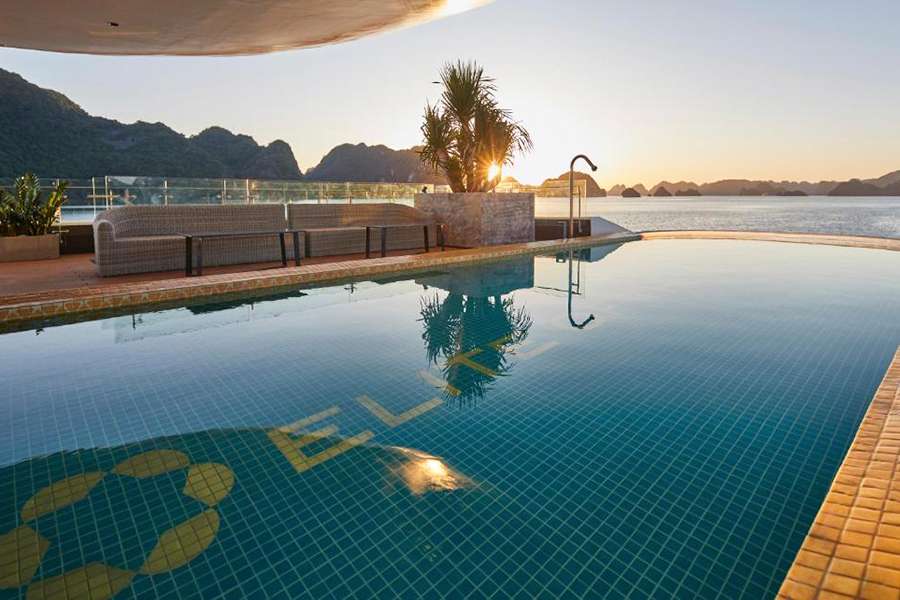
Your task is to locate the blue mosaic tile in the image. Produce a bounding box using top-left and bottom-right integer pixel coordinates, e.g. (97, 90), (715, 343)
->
(0, 240), (899, 599)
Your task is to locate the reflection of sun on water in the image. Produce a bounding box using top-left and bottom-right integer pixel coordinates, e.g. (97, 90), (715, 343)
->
(423, 458), (447, 477)
(391, 448), (474, 495)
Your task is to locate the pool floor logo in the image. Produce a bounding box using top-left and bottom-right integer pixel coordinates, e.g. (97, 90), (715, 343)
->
(0, 449), (234, 600)
(267, 332), (559, 476)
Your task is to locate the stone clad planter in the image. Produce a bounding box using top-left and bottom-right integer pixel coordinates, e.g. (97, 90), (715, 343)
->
(0, 233), (60, 262)
(414, 192), (535, 248)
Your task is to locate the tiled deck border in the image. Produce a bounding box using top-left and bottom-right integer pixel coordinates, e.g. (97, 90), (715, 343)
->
(778, 348), (900, 600)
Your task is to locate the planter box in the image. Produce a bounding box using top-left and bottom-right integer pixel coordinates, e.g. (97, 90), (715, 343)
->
(0, 233), (60, 262)
(415, 192), (535, 248)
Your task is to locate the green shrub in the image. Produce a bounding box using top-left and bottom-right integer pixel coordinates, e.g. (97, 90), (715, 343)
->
(0, 173), (68, 236)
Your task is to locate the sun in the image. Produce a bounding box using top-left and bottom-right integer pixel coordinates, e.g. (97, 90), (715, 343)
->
(487, 163), (502, 181)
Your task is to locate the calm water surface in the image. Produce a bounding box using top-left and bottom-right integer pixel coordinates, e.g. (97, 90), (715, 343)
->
(65, 196), (900, 239)
(536, 196), (900, 238)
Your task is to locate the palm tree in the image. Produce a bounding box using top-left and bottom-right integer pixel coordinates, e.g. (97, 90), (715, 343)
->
(419, 61), (532, 193)
(0, 173), (68, 236)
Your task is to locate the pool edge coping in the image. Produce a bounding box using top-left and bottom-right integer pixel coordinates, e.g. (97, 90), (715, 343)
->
(1, 230), (897, 328)
(639, 230), (900, 252)
(777, 347), (900, 599)
(0, 233), (639, 327)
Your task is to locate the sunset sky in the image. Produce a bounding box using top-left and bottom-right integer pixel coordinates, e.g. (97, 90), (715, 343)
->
(2, 0), (898, 186)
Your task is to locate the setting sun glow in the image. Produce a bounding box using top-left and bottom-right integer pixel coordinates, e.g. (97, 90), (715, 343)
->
(487, 163), (501, 181)
(441, 0), (486, 17)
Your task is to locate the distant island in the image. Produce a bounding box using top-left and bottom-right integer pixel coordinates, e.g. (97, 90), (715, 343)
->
(539, 171), (606, 196)
(829, 178), (900, 196)
(573, 174), (899, 198)
(647, 175), (898, 197)
(2, 67), (898, 197)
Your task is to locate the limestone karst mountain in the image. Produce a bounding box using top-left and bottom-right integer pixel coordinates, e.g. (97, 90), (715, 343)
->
(0, 68), (301, 179)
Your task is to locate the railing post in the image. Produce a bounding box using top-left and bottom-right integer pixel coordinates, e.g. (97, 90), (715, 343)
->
(346, 182), (351, 205)
(164, 179), (169, 206)
(104, 175), (110, 209)
(245, 178), (251, 204)
(222, 179), (227, 205)
(92, 177), (97, 217)
(53, 179), (60, 231)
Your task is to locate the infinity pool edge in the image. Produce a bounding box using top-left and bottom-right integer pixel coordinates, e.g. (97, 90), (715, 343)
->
(2, 231), (898, 329)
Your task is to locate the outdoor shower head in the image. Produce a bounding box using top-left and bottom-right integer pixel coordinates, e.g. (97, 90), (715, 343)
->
(571, 154), (598, 172)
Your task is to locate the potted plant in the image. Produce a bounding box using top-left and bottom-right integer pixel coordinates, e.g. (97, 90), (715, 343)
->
(0, 173), (68, 262)
(415, 61), (536, 247)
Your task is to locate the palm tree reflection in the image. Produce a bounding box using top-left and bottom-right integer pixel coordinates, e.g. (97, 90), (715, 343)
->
(419, 292), (532, 405)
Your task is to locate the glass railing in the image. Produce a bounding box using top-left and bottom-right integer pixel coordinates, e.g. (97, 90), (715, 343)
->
(0, 175), (585, 224)
(0, 176), (448, 223)
(497, 179), (589, 220)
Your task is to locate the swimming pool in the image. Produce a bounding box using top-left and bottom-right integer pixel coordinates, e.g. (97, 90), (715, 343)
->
(2, 239), (899, 599)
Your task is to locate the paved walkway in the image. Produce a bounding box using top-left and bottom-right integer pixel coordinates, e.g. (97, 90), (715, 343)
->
(0, 250), (437, 297)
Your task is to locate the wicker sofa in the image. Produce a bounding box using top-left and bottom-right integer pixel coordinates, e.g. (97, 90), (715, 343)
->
(93, 205), (290, 276)
(288, 203), (440, 257)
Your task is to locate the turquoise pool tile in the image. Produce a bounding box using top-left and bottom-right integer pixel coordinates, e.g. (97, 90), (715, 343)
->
(0, 241), (898, 598)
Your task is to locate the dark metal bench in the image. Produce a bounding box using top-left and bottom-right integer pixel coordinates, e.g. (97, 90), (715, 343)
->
(364, 223), (446, 258)
(182, 230), (303, 276)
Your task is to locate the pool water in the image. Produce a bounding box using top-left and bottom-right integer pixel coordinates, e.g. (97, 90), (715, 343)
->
(2, 240), (899, 599)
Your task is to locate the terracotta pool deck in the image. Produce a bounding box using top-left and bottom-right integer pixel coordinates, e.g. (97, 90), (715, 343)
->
(1, 230), (899, 600)
(778, 349), (900, 600)
(0, 232), (639, 328)
(0, 249), (455, 297)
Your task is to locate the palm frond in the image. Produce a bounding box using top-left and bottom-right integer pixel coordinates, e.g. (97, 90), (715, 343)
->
(419, 60), (531, 192)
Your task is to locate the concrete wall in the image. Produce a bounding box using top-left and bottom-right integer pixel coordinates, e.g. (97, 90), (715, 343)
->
(535, 217), (634, 241)
(415, 193), (535, 248)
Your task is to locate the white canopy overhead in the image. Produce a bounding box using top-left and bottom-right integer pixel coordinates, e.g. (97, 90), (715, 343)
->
(0, 0), (490, 56)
